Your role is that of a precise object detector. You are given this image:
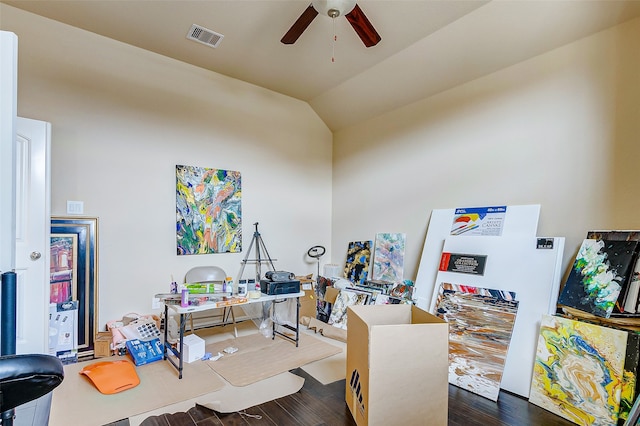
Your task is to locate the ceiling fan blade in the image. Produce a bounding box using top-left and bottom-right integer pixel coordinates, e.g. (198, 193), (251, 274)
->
(345, 4), (381, 47)
(281, 4), (319, 44)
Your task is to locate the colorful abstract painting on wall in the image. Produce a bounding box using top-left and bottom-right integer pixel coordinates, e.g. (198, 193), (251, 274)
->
(433, 282), (519, 401)
(372, 232), (406, 283)
(344, 241), (372, 285)
(176, 165), (242, 255)
(557, 239), (639, 318)
(529, 314), (628, 426)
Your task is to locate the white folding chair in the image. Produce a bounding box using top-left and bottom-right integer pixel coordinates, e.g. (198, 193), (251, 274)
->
(183, 266), (238, 337)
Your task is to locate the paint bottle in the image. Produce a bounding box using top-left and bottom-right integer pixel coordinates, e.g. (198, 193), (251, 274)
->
(181, 288), (189, 307)
(225, 276), (234, 295)
(170, 274), (177, 294)
(238, 279), (247, 297)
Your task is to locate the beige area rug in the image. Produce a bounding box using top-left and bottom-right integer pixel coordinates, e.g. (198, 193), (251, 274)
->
(128, 371), (305, 425)
(205, 332), (343, 386)
(50, 355), (224, 426)
(299, 327), (347, 385)
(197, 319), (347, 385)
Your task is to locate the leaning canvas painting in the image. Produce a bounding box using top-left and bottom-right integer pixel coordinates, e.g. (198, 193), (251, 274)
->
(372, 232), (406, 283)
(433, 282), (519, 401)
(529, 314), (628, 426)
(344, 241), (372, 285)
(557, 239), (639, 318)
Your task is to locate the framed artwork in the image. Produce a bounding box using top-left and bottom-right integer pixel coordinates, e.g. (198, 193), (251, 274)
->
(50, 217), (98, 355)
(176, 165), (242, 255)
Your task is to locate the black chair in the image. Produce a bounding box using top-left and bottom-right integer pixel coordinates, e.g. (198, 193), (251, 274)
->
(0, 354), (64, 425)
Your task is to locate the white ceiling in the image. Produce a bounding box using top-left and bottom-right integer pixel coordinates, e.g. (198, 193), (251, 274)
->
(4, 0), (640, 131)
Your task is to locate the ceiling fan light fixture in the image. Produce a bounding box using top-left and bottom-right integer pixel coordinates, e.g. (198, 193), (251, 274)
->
(312, 0), (357, 18)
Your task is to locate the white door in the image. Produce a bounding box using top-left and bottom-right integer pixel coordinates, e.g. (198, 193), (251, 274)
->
(15, 117), (50, 355)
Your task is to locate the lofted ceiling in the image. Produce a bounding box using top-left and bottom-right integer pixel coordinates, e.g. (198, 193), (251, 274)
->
(3, 0), (640, 131)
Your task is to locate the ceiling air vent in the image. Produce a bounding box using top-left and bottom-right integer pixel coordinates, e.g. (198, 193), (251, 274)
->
(187, 24), (224, 48)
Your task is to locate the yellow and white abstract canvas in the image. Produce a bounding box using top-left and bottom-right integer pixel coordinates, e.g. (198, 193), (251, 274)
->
(529, 314), (628, 426)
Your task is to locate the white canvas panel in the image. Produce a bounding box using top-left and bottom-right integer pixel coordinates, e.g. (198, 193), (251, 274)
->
(414, 204), (540, 310)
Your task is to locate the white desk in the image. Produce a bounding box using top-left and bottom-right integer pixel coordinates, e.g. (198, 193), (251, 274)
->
(162, 291), (303, 379)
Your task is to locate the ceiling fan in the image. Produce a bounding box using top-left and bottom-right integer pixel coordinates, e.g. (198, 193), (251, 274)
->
(281, 0), (381, 47)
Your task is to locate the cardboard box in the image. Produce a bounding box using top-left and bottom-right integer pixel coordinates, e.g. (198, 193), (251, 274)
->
(183, 333), (205, 363)
(346, 304), (449, 426)
(324, 286), (340, 304)
(94, 331), (113, 358)
(299, 280), (317, 319)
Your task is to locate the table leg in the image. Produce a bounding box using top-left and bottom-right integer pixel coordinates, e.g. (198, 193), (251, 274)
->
(295, 296), (300, 347)
(272, 302), (276, 341)
(230, 307), (238, 338)
(163, 308), (187, 378)
(163, 304), (169, 360)
(178, 313), (185, 379)
(270, 296), (300, 347)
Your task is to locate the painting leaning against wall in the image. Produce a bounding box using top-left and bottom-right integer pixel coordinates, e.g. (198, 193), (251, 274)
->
(176, 165), (242, 255)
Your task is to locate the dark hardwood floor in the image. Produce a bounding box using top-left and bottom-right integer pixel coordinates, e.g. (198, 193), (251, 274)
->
(132, 368), (575, 426)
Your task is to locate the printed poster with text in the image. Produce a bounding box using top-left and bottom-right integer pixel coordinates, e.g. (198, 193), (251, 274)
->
(450, 206), (506, 236)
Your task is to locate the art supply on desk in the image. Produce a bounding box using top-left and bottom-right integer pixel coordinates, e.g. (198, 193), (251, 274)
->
(249, 278), (257, 291)
(181, 289), (189, 307)
(170, 275), (177, 294)
(225, 276), (234, 294)
(213, 296), (248, 307)
(184, 282), (218, 294)
(237, 279), (248, 296)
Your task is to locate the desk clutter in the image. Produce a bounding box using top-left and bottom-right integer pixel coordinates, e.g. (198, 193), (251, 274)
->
(159, 293), (250, 308)
(158, 269), (301, 308)
(106, 313), (162, 357)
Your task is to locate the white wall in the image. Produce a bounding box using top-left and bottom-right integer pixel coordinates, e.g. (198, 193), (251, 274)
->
(332, 16), (640, 290)
(0, 5), (333, 328)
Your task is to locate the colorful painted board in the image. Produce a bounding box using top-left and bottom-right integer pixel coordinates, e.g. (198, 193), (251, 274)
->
(176, 165), (242, 255)
(327, 289), (370, 330)
(372, 233), (406, 283)
(344, 241), (372, 285)
(529, 314), (628, 426)
(626, 390), (640, 426)
(433, 282), (519, 401)
(620, 332), (640, 425)
(558, 239), (639, 318)
(586, 231), (640, 316)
